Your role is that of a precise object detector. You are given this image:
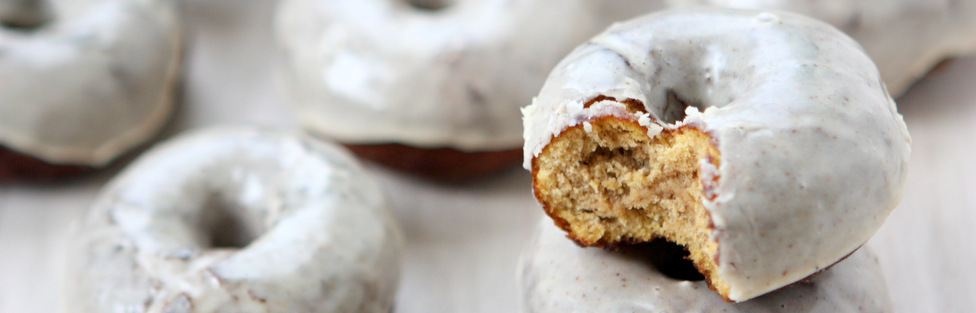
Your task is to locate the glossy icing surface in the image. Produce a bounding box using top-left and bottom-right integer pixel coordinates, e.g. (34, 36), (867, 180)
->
(0, 0), (181, 166)
(669, 0), (976, 96)
(64, 127), (402, 312)
(519, 219), (893, 312)
(274, 0), (602, 150)
(522, 9), (910, 301)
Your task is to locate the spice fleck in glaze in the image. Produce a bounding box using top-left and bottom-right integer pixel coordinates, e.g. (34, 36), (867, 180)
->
(64, 128), (402, 312)
(274, 0), (604, 151)
(522, 9), (910, 302)
(0, 0), (181, 166)
(670, 0), (976, 96)
(519, 220), (893, 312)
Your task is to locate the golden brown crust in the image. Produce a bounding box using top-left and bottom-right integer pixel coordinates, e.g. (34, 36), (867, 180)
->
(344, 143), (521, 182)
(0, 145), (94, 182)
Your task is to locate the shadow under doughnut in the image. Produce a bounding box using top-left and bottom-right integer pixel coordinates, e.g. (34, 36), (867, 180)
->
(0, 145), (93, 182)
(343, 143), (522, 182)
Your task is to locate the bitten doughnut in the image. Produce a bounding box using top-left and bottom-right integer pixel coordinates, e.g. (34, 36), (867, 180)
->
(669, 0), (976, 96)
(274, 0), (604, 180)
(519, 219), (894, 312)
(522, 9), (910, 301)
(64, 128), (402, 312)
(0, 0), (181, 180)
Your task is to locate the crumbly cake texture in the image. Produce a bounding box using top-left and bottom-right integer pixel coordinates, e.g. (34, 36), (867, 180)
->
(518, 219), (894, 312)
(523, 9), (911, 302)
(0, 0), (181, 167)
(64, 128), (402, 313)
(533, 116), (729, 295)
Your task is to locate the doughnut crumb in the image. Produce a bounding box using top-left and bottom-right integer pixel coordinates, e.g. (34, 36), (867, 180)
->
(531, 115), (731, 298)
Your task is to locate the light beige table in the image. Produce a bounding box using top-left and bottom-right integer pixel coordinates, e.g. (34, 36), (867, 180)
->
(1, 1), (974, 312)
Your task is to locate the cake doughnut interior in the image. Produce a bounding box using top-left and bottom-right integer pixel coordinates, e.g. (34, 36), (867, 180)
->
(523, 8), (910, 301)
(534, 115), (723, 290)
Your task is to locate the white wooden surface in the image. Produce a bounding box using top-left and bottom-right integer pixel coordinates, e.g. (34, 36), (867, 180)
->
(1, 1), (974, 312)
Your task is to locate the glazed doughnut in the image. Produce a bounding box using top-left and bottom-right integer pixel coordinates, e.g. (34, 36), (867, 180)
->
(519, 219), (893, 312)
(668, 0), (976, 96)
(0, 0), (181, 180)
(64, 128), (402, 312)
(274, 0), (604, 180)
(522, 9), (910, 301)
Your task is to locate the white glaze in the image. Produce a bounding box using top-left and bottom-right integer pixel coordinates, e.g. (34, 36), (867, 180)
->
(519, 219), (893, 312)
(0, 0), (181, 166)
(522, 9), (911, 301)
(64, 127), (402, 312)
(667, 0), (976, 96)
(274, 0), (603, 151)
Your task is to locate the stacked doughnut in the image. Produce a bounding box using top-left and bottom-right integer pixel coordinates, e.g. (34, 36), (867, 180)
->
(520, 220), (894, 311)
(521, 7), (909, 306)
(31, 0), (927, 311)
(0, 0), (182, 180)
(64, 128), (402, 312)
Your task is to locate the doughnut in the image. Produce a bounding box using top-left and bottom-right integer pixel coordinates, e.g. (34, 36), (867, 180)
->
(64, 128), (402, 312)
(274, 0), (604, 180)
(519, 219), (893, 311)
(522, 9), (911, 301)
(668, 0), (976, 96)
(0, 0), (181, 180)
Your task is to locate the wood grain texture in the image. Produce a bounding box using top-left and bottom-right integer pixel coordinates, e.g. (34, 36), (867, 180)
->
(1, 1), (974, 312)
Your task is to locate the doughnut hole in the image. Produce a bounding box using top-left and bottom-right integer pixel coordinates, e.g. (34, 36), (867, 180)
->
(531, 114), (730, 297)
(197, 194), (265, 249)
(405, 0), (455, 11)
(662, 89), (695, 124)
